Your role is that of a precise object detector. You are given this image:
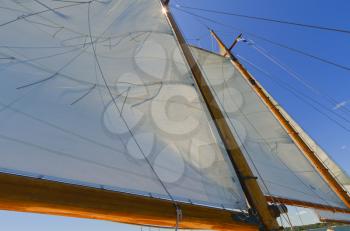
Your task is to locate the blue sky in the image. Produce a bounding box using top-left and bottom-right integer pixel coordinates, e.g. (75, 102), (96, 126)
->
(171, 0), (350, 174)
(1, 0), (349, 230)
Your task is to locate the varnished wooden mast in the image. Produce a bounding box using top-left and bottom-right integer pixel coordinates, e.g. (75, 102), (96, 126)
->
(162, 1), (281, 230)
(210, 30), (350, 210)
(0, 172), (258, 231)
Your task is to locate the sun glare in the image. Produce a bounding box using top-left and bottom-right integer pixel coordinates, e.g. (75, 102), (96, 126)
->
(161, 6), (168, 14)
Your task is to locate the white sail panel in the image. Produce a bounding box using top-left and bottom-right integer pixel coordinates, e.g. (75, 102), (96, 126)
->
(0, 0), (247, 210)
(190, 46), (347, 209)
(274, 105), (350, 195)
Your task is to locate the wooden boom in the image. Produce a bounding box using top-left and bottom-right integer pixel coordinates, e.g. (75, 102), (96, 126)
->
(0, 172), (258, 231)
(266, 196), (350, 214)
(210, 30), (350, 210)
(162, 1), (281, 230)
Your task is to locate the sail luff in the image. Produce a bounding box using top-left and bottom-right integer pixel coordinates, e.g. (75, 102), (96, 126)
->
(0, 172), (258, 231)
(210, 30), (350, 209)
(162, 2), (281, 230)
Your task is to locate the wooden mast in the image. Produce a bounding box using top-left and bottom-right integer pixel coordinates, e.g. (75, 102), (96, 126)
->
(162, 1), (281, 230)
(210, 30), (350, 210)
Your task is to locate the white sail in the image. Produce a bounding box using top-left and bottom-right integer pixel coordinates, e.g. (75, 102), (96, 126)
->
(275, 106), (350, 195)
(0, 0), (247, 211)
(190, 46), (347, 209)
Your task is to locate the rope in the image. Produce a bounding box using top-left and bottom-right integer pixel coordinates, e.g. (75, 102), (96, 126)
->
(239, 37), (350, 121)
(236, 52), (350, 133)
(171, 6), (350, 72)
(173, 4), (350, 35)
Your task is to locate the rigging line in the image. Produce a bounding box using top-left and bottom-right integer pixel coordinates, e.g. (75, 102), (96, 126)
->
(172, 4), (350, 35)
(87, 1), (180, 219)
(196, 57), (280, 212)
(1, 47), (81, 71)
(16, 46), (88, 90)
(12, 0), (95, 38)
(4, 89), (224, 200)
(220, 92), (335, 206)
(171, 6), (350, 72)
(242, 40), (350, 122)
(190, 56), (245, 205)
(120, 86), (131, 116)
(235, 56), (350, 199)
(23, 17), (63, 29)
(5, 46), (98, 88)
(216, 69), (335, 208)
(244, 39), (350, 117)
(294, 207), (305, 226)
(33, 0), (67, 18)
(70, 84), (97, 105)
(236, 54), (350, 133)
(16, 73), (58, 90)
(238, 54), (350, 135)
(170, 6), (211, 31)
(241, 42), (350, 118)
(0, 2), (87, 28)
(196, 45), (337, 208)
(0, 99), (127, 155)
(285, 214), (295, 231)
(0, 103), (229, 197)
(131, 82), (163, 108)
(53, 27), (64, 37)
(0, 136), (211, 192)
(197, 54), (311, 220)
(0, 134), (152, 179)
(279, 216), (284, 230)
(244, 33), (350, 72)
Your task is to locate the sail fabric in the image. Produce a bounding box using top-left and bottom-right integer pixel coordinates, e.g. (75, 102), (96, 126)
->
(0, 0), (248, 210)
(190, 46), (347, 209)
(274, 106), (350, 195)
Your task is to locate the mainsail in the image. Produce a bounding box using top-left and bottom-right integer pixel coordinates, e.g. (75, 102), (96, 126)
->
(190, 45), (348, 211)
(0, 0), (246, 211)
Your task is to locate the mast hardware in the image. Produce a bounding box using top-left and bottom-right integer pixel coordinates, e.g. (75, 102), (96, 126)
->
(268, 204), (288, 218)
(224, 33), (243, 57)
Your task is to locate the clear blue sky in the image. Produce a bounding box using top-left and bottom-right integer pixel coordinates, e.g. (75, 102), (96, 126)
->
(1, 0), (349, 230)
